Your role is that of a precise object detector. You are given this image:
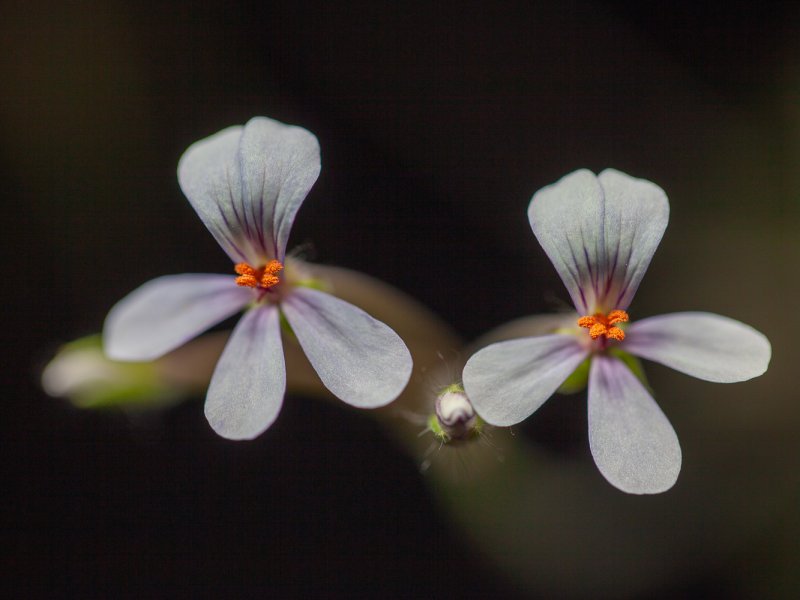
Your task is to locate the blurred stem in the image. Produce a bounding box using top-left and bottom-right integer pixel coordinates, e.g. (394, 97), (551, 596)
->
(44, 264), (679, 597)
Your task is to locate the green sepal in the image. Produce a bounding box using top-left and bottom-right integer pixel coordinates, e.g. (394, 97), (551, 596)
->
(557, 347), (651, 396)
(557, 357), (590, 394)
(293, 277), (329, 292)
(278, 309), (295, 338)
(45, 335), (183, 410)
(276, 277), (327, 338)
(428, 413), (450, 443)
(608, 347), (652, 391)
(439, 382), (465, 395)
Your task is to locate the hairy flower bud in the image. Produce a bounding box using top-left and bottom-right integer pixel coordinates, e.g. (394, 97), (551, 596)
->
(430, 384), (481, 443)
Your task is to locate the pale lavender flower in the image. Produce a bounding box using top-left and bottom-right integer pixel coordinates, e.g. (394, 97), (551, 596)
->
(104, 117), (412, 440)
(463, 169), (771, 494)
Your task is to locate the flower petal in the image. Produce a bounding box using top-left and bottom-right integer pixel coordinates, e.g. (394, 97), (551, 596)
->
(462, 335), (588, 426)
(588, 354), (681, 494)
(103, 274), (252, 361)
(178, 117), (320, 264)
(528, 168), (669, 314)
(281, 287), (412, 408)
(176, 125), (250, 263)
(623, 311), (771, 383)
(238, 117), (321, 260)
(205, 305), (285, 440)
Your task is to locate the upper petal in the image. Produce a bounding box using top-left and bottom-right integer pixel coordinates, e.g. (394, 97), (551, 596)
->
(588, 354), (681, 494)
(176, 126), (250, 263)
(178, 117), (321, 264)
(103, 274), (252, 361)
(528, 168), (669, 314)
(238, 117), (321, 260)
(281, 287), (413, 408)
(623, 312), (771, 383)
(205, 305), (286, 440)
(462, 334), (588, 426)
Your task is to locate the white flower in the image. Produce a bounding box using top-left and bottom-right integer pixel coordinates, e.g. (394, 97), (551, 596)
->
(463, 169), (771, 494)
(104, 117), (413, 440)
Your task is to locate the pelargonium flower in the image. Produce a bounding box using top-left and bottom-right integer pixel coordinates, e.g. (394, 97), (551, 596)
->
(462, 169), (771, 494)
(104, 117), (413, 440)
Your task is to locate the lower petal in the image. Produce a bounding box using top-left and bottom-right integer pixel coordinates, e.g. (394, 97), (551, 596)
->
(103, 274), (253, 361)
(462, 334), (588, 426)
(624, 312), (771, 383)
(588, 354), (681, 494)
(281, 288), (413, 408)
(205, 305), (285, 440)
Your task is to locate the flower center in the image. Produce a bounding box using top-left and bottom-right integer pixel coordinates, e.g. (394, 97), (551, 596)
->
(234, 260), (284, 289)
(577, 310), (629, 341)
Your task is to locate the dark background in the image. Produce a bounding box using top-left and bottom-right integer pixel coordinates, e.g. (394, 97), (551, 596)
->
(3, 1), (799, 597)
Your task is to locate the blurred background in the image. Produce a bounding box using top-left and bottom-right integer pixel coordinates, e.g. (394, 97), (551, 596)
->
(3, 1), (799, 597)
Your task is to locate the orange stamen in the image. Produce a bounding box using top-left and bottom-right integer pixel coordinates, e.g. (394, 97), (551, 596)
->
(606, 327), (625, 341)
(607, 310), (629, 325)
(577, 310), (629, 341)
(589, 322), (607, 339)
(234, 259), (284, 289)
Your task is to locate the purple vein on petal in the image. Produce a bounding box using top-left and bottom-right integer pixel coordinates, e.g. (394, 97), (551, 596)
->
(617, 227), (638, 307)
(599, 169), (669, 310)
(247, 163), (266, 257)
(263, 165), (278, 259)
(256, 184), (268, 258)
(582, 235), (596, 293)
(215, 205), (249, 263)
(224, 165), (248, 242)
(558, 242), (582, 292)
(603, 234), (620, 300)
(596, 182), (606, 297)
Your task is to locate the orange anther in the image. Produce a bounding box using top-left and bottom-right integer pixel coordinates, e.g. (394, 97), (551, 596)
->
(607, 310), (629, 326)
(606, 327), (625, 341)
(259, 259), (283, 288)
(234, 263), (257, 277)
(235, 274), (259, 287)
(234, 260), (284, 290)
(263, 259), (283, 275)
(589, 323), (607, 339)
(578, 309), (629, 341)
(260, 274), (279, 288)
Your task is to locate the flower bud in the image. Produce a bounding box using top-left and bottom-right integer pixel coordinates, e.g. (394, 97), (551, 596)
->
(41, 333), (226, 409)
(429, 384), (481, 443)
